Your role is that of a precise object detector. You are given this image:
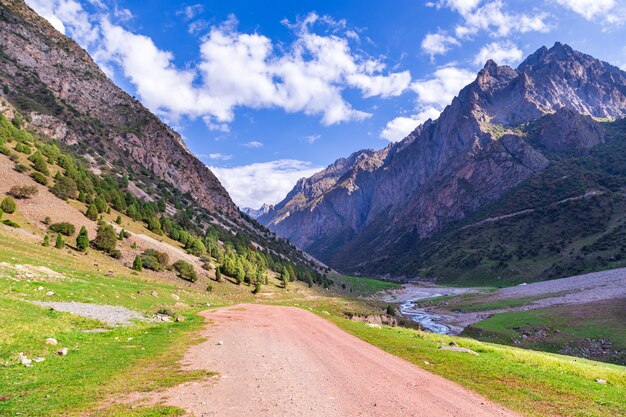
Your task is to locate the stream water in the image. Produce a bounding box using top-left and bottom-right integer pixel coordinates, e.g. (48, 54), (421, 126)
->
(380, 285), (479, 334)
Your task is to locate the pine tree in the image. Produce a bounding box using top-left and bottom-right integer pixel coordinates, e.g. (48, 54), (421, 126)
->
(55, 234), (64, 249)
(215, 266), (222, 282)
(76, 226), (89, 252)
(281, 266), (290, 288)
(132, 255), (143, 271)
(115, 215), (122, 224)
(118, 228), (125, 240)
(42, 234), (50, 247)
(85, 203), (98, 221)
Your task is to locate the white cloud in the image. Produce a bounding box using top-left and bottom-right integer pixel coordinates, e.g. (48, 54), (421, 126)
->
(421, 32), (460, 59)
(243, 141), (263, 148)
(473, 41), (523, 67)
(176, 4), (204, 20)
(555, 0), (616, 20)
(209, 160), (322, 207)
(208, 153), (232, 161)
(454, 1), (550, 38)
(28, 3), (412, 128)
(381, 117), (420, 141)
(381, 66), (475, 141)
(304, 134), (321, 144)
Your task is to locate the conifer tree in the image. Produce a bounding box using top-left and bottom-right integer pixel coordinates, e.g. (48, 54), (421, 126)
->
(76, 226), (89, 251)
(55, 234), (64, 249)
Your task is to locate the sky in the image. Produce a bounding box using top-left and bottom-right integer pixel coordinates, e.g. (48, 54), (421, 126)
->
(26, 0), (626, 208)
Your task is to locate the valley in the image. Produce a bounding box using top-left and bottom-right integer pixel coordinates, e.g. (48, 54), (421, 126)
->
(0, 1), (625, 416)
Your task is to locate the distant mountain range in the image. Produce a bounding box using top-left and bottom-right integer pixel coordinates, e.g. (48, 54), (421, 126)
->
(242, 204), (274, 219)
(260, 43), (626, 283)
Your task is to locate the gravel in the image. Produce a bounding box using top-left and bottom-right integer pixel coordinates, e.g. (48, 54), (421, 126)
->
(32, 301), (150, 326)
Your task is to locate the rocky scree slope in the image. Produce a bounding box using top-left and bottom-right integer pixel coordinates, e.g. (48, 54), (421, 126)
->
(260, 43), (626, 277)
(0, 0), (237, 217)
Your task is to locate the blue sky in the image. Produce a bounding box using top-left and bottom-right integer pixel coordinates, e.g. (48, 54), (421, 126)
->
(27, 0), (626, 208)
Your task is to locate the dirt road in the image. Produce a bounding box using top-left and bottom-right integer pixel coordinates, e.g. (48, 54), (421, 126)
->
(158, 304), (519, 417)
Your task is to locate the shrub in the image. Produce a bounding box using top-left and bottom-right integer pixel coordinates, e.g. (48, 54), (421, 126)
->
(15, 142), (31, 154)
(85, 203), (98, 221)
(143, 249), (169, 268)
(2, 219), (19, 228)
(115, 215), (122, 225)
(31, 172), (48, 185)
(215, 266), (222, 282)
(253, 282), (262, 294)
(93, 223), (117, 253)
(1, 196), (16, 214)
(386, 304), (396, 316)
(132, 255), (143, 271)
(42, 234), (50, 247)
(49, 222), (75, 236)
(206, 284), (213, 292)
(140, 254), (162, 271)
(14, 163), (28, 173)
(51, 176), (78, 200)
(8, 185), (38, 199)
(173, 260), (197, 282)
(76, 226), (89, 251)
(30, 152), (49, 175)
(109, 249), (122, 259)
(55, 234), (64, 249)
(0, 208), (3, 220)
(43, 216), (51, 225)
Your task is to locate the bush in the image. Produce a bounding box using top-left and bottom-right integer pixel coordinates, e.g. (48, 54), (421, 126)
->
(42, 234), (50, 247)
(173, 260), (197, 282)
(109, 249), (122, 259)
(93, 223), (117, 253)
(30, 152), (49, 175)
(14, 143), (31, 154)
(2, 219), (19, 228)
(55, 234), (64, 249)
(206, 284), (213, 292)
(14, 163), (28, 173)
(50, 176), (78, 200)
(140, 254), (163, 271)
(143, 249), (169, 268)
(76, 226), (89, 251)
(31, 172), (48, 185)
(253, 282), (262, 294)
(132, 255), (143, 271)
(49, 222), (75, 236)
(1, 196), (16, 214)
(8, 185), (38, 199)
(85, 203), (98, 221)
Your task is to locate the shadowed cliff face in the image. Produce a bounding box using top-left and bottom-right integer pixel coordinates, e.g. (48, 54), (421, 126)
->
(260, 43), (626, 272)
(0, 0), (239, 218)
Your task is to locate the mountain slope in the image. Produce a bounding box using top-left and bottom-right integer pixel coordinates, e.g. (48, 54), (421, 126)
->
(0, 0), (237, 217)
(260, 43), (626, 280)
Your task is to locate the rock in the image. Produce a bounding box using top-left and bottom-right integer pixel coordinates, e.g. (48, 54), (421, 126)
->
(322, 311), (330, 315)
(439, 346), (480, 356)
(150, 291), (158, 297)
(176, 316), (185, 322)
(57, 348), (68, 356)
(33, 357), (45, 363)
(18, 353), (31, 367)
(449, 342), (458, 347)
(217, 341), (224, 345)
(366, 323), (382, 329)
(595, 379), (607, 384)
(37, 286), (44, 291)
(45, 338), (58, 345)
(171, 294), (180, 301)
(45, 291), (54, 296)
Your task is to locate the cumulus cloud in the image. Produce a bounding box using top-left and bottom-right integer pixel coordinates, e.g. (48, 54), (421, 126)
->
(27, 2), (412, 128)
(555, 0), (614, 20)
(424, 0), (550, 58)
(473, 41), (523, 66)
(243, 141), (263, 148)
(421, 32), (460, 59)
(209, 160), (322, 208)
(381, 66), (475, 141)
(176, 4), (204, 20)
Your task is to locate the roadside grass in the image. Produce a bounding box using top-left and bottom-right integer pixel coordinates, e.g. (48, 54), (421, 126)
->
(0, 297), (211, 416)
(327, 315), (626, 417)
(463, 299), (626, 364)
(333, 274), (400, 296)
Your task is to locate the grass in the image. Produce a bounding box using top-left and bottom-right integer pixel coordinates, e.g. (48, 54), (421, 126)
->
(333, 274), (400, 296)
(327, 314), (626, 417)
(463, 299), (626, 365)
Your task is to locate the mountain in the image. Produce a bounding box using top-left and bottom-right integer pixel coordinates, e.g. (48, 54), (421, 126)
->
(260, 43), (626, 282)
(0, 0), (237, 217)
(0, 0), (327, 281)
(242, 203), (273, 219)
